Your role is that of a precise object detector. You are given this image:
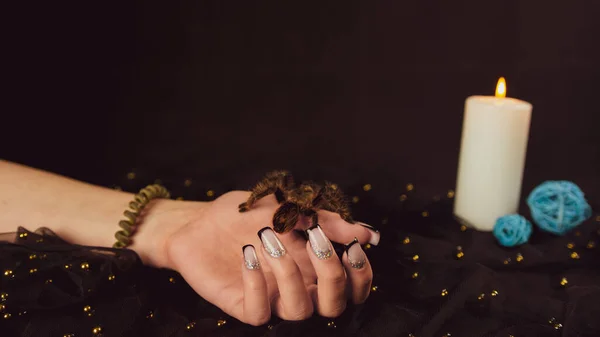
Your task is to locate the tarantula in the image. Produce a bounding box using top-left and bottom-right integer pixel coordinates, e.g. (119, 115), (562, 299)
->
(238, 171), (355, 233)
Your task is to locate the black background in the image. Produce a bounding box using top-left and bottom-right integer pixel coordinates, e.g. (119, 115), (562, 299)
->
(3, 1), (600, 201)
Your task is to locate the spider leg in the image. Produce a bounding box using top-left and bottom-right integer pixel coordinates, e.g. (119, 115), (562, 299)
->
(273, 202), (300, 233)
(239, 171), (295, 212)
(317, 182), (355, 223)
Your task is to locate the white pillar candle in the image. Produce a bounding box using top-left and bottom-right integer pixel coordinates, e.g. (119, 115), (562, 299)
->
(454, 78), (533, 231)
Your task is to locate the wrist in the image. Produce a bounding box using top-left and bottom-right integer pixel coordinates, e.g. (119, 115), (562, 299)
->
(131, 198), (206, 269)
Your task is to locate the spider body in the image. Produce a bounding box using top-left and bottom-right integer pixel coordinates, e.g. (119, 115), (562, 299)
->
(239, 171), (354, 233)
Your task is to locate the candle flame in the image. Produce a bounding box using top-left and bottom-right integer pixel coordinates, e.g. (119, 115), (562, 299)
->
(495, 77), (506, 98)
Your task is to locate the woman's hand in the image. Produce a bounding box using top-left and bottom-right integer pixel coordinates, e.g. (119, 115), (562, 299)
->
(143, 191), (380, 326)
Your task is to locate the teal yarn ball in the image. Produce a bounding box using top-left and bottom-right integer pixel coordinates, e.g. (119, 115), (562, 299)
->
(526, 181), (592, 235)
(493, 214), (533, 247)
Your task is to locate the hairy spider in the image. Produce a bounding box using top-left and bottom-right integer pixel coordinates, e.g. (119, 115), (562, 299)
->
(238, 171), (355, 233)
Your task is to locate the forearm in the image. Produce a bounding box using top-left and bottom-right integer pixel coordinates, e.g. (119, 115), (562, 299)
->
(0, 159), (189, 267)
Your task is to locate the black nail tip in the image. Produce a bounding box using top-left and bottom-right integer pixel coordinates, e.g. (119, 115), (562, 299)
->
(344, 237), (360, 252)
(358, 223), (379, 233)
(306, 223), (320, 232)
(257, 227), (272, 239)
(242, 244), (254, 253)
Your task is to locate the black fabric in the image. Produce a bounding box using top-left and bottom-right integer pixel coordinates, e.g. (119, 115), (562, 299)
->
(1, 180), (600, 337)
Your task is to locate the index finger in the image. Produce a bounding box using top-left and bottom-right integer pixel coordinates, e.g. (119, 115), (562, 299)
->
(317, 210), (380, 246)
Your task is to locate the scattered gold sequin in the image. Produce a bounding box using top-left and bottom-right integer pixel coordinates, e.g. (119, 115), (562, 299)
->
(352, 196), (359, 203)
(0, 304), (5, 311)
(3, 313), (11, 319)
(45, 279), (53, 284)
(80, 262), (90, 270)
(84, 305), (94, 317)
(516, 253), (524, 263)
(127, 172), (136, 180)
(169, 277), (176, 283)
(186, 322), (196, 330)
(29, 268), (38, 274)
(363, 184), (372, 191)
(412, 255), (420, 262)
(566, 242), (575, 249)
(406, 183), (414, 191)
(403, 237), (411, 244)
(503, 258), (511, 265)
(19, 232), (28, 238)
(371, 285), (378, 292)
(554, 323), (563, 330)
(400, 194), (408, 202)
(587, 241), (596, 249)
(570, 251), (580, 259)
(36, 238), (44, 243)
(364, 243), (372, 250)
(29, 254), (37, 260)
(422, 211), (429, 217)
(184, 179), (192, 187)
(447, 190), (455, 198)
(40, 254), (47, 259)
(477, 293), (485, 300)
(92, 326), (103, 335)
(206, 190), (215, 197)
(560, 277), (568, 286)
(441, 289), (449, 297)
(1, 292), (7, 301)
(460, 225), (467, 232)
(146, 311), (154, 319)
(411, 272), (419, 279)
(3, 270), (13, 278)
(267, 324), (273, 330)
(408, 334), (415, 337)
(327, 321), (336, 328)
(108, 274), (116, 281)
(330, 184), (338, 190)
(217, 319), (227, 327)
(456, 251), (465, 259)
(63, 334), (75, 337)
(64, 264), (72, 270)
(491, 290), (499, 297)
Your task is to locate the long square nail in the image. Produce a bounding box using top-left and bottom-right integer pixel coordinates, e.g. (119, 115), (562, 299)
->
(306, 224), (333, 260)
(243, 244), (260, 270)
(258, 227), (286, 258)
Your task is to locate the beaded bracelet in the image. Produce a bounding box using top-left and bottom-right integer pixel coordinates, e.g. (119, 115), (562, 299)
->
(113, 184), (171, 248)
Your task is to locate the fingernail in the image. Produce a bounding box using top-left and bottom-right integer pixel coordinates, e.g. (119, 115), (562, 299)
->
(243, 244), (260, 270)
(358, 222), (380, 246)
(258, 227), (286, 258)
(345, 238), (366, 269)
(306, 224), (333, 260)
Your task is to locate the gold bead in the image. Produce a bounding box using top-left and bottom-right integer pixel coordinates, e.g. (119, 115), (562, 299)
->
(364, 243), (372, 250)
(146, 311), (154, 319)
(441, 289), (449, 297)
(352, 196), (359, 203)
(503, 258), (511, 265)
(400, 194), (408, 202)
(45, 279), (53, 284)
(184, 179), (192, 187)
(566, 242), (575, 249)
(0, 303), (5, 311)
(3, 313), (11, 319)
(64, 264), (72, 270)
(327, 321), (336, 328)
(40, 254), (47, 259)
(587, 241), (596, 249)
(570, 251), (580, 259)
(267, 324), (273, 330)
(127, 172), (136, 180)
(460, 224), (467, 232)
(29, 254), (37, 260)
(3, 270), (13, 278)
(169, 277), (176, 283)
(421, 211), (429, 217)
(363, 184), (372, 191)
(29, 268), (38, 274)
(217, 319), (226, 327)
(412, 255), (419, 262)
(408, 334), (415, 337)
(560, 277), (568, 286)
(516, 253), (524, 263)
(80, 262), (90, 270)
(406, 183), (414, 191)
(411, 272), (419, 279)
(83, 305), (92, 312)
(186, 322), (196, 330)
(17, 310), (26, 316)
(1, 292), (7, 301)
(491, 290), (499, 297)
(330, 184), (338, 190)
(19, 232), (28, 238)
(371, 285), (378, 292)
(548, 317), (556, 324)
(456, 251), (465, 259)
(477, 293), (485, 300)
(554, 323), (563, 330)
(447, 190), (455, 198)
(92, 326), (103, 335)
(63, 334), (75, 337)
(403, 237), (411, 244)
(108, 274), (116, 281)
(206, 190), (215, 197)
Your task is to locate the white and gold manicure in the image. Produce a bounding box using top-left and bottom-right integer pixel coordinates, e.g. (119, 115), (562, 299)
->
(258, 227), (286, 258)
(306, 224), (333, 260)
(243, 244), (260, 270)
(345, 237), (366, 269)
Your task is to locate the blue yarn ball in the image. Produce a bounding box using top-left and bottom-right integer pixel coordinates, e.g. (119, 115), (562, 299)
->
(527, 181), (592, 235)
(493, 214), (533, 247)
